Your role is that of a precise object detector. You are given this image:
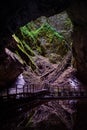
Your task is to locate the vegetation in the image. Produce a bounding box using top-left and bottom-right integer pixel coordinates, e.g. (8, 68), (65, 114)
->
(13, 19), (70, 69)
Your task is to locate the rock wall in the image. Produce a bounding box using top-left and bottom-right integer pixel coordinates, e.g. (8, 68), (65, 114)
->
(1, 0), (87, 85)
(0, 0), (71, 40)
(0, 0), (72, 87)
(67, 1), (87, 82)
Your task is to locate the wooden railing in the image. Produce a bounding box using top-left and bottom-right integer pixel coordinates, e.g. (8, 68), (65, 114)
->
(0, 82), (87, 101)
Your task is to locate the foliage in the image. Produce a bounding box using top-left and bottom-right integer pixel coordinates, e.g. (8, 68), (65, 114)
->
(13, 34), (36, 70)
(23, 22), (67, 55)
(13, 20), (70, 69)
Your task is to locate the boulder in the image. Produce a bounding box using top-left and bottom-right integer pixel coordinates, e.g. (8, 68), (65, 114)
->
(0, 48), (24, 87)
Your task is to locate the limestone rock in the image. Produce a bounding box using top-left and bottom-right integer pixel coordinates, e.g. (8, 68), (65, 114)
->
(0, 48), (24, 87)
(26, 102), (69, 130)
(67, 1), (87, 83)
(49, 53), (62, 64)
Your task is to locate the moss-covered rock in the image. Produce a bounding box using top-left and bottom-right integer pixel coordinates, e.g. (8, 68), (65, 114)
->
(49, 53), (62, 64)
(0, 48), (24, 87)
(13, 34), (37, 70)
(15, 22), (70, 58)
(4, 16), (71, 74)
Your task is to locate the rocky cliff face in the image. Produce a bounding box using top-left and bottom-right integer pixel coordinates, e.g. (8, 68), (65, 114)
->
(0, 0), (72, 87)
(1, 0), (87, 86)
(0, 48), (24, 87)
(67, 1), (87, 82)
(0, 0), (71, 40)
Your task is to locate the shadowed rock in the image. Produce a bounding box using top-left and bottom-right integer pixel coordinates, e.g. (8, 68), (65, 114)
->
(1, 0), (87, 84)
(0, 48), (24, 87)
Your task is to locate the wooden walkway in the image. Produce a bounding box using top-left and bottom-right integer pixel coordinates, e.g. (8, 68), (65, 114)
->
(0, 82), (87, 101)
(0, 82), (87, 121)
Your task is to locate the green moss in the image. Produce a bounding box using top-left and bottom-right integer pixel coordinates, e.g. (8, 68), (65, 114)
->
(13, 34), (36, 70)
(64, 17), (73, 30)
(35, 23), (64, 43)
(13, 21), (69, 69)
(19, 22), (64, 46)
(25, 110), (35, 127)
(13, 34), (35, 56)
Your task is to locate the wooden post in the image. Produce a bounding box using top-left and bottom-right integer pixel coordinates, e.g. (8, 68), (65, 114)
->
(33, 84), (34, 93)
(27, 84), (28, 93)
(7, 88), (9, 99)
(16, 85), (17, 94)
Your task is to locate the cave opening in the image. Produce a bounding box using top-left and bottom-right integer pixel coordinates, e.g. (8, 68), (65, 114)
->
(0, 1), (87, 130)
